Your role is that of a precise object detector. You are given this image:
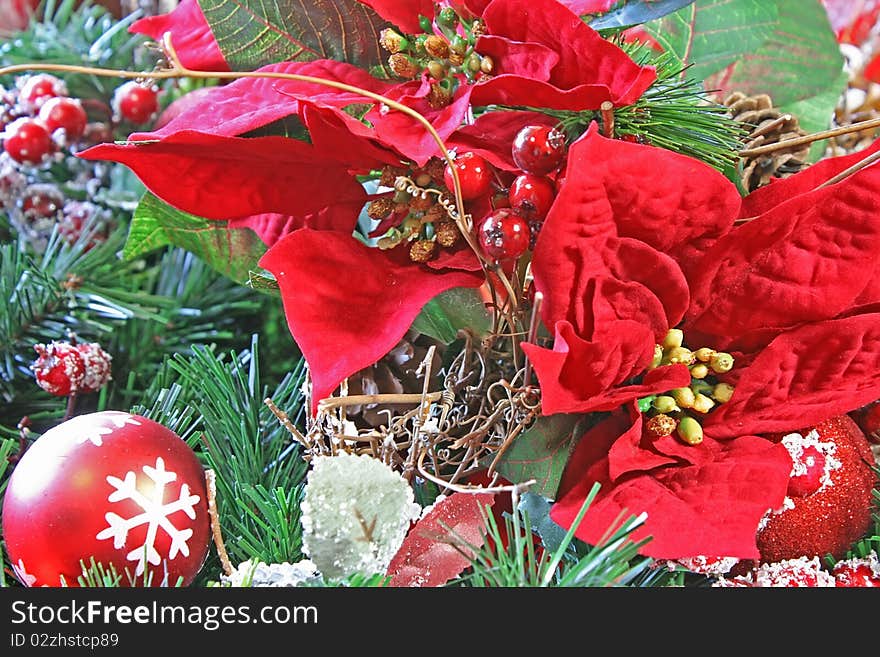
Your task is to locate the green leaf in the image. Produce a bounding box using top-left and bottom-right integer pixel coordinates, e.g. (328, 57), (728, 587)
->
(197, 0), (391, 72)
(644, 0), (778, 80)
(411, 287), (492, 344)
(587, 0), (697, 32)
(645, 1), (845, 124)
(494, 414), (583, 499)
(125, 193), (266, 284)
(517, 492), (569, 554)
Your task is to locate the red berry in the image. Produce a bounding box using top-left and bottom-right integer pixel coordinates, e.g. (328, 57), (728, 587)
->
(2, 117), (52, 165)
(478, 208), (530, 261)
(20, 183), (63, 220)
(18, 74), (67, 111)
(854, 401), (880, 443)
(512, 125), (566, 175)
(508, 174), (556, 220)
(38, 97), (87, 142)
(75, 341), (112, 393)
(444, 151), (494, 200)
(833, 554), (880, 587)
(59, 200), (110, 249)
(112, 82), (159, 125)
(31, 341), (86, 397)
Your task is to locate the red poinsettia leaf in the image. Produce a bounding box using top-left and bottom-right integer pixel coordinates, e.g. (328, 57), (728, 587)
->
(79, 131), (367, 222)
(572, 125), (739, 282)
(686, 163), (880, 348)
(130, 0), (229, 72)
(356, 0), (434, 34)
(229, 199), (369, 245)
(865, 53), (880, 83)
(474, 35), (559, 79)
(447, 110), (558, 171)
(740, 139), (880, 218)
(425, 243), (483, 272)
(260, 229), (483, 412)
(704, 313), (880, 439)
(472, 0), (656, 109)
(854, 269), (880, 306)
(386, 492), (495, 587)
(522, 320), (689, 415)
(551, 416), (792, 559)
(606, 405), (679, 481)
(141, 60), (394, 141)
(300, 102), (403, 169)
(366, 75), (474, 166)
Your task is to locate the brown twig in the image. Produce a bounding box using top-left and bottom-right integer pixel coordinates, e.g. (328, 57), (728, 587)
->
(600, 101), (615, 138)
(738, 116), (880, 157)
(317, 392), (443, 412)
(205, 469), (234, 577)
(264, 397), (311, 449)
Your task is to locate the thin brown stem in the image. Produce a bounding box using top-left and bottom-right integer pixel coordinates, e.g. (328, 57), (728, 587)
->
(522, 291), (543, 388)
(738, 116), (880, 157)
(600, 101), (615, 138)
(63, 393), (77, 421)
(317, 392), (443, 412)
(205, 469), (234, 577)
(264, 397), (311, 449)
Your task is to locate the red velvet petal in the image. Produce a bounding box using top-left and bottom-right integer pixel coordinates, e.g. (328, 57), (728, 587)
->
(448, 110), (558, 171)
(259, 229), (483, 412)
(130, 0), (229, 72)
(79, 131), (367, 222)
(355, 0), (434, 34)
(386, 492), (495, 587)
(478, 0), (655, 106)
(426, 243), (483, 272)
(551, 417), (792, 559)
(300, 102), (403, 170)
(470, 77), (644, 112)
(704, 314), (880, 439)
(366, 75), (474, 166)
(573, 126), (740, 282)
(686, 162), (880, 348)
(474, 35), (559, 79)
(522, 320), (688, 415)
(139, 60), (393, 141)
(740, 139), (880, 218)
(229, 200), (368, 246)
(606, 405), (679, 481)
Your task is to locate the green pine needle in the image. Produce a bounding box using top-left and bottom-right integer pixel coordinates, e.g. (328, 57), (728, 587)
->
(454, 484), (672, 587)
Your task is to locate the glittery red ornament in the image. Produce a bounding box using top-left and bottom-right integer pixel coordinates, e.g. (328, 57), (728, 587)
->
(2, 411), (210, 587)
(833, 553), (880, 587)
(756, 416), (876, 563)
(31, 340), (112, 396)
(31, 341), (85, 396)
(715, 556), (836, 587)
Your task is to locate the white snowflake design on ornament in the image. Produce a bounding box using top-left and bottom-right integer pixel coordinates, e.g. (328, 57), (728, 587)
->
(71, 411), (141, 447)
(12, 559), (37, 587)
(96, 457), (201, 576)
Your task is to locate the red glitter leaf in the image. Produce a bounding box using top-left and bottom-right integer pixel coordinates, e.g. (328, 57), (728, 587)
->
(259, 229), (483, 413)
(550, 414), (792, 559)
(686, 162), (880, 350)
(130, 0), (229, 72)
(387, 492), (495, 587)
(704, 314), (880, 439)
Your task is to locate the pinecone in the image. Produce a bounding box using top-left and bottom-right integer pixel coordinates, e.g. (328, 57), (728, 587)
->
(725, 92), (809, 192)
(345, 331), (444, 428)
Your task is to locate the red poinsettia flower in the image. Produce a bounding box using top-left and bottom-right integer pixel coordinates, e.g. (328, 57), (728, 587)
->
(528, 126), (880, 559)
(469, 0), (656, 111)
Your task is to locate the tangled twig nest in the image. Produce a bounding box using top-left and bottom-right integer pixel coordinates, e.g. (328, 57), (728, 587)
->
(267, 330), (540, 494)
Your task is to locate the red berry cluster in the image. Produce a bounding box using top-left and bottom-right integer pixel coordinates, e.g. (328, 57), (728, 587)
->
(443, 125), (566, 263)
(31, 339), (112, 397)
(1, 74), (159, 167)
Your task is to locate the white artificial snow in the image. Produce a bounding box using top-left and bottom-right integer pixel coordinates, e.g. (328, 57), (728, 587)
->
(222, 559), (321, 587)
(300, 453), (420, 580)
(96, 456), (201, 576)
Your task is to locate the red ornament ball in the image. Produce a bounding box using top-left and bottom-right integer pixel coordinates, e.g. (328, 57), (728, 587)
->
(511, 125), (566, 175)
(112, 82), (159, 125)
(2, 411), (210, 587)
(508, 174), (556, 221)
(832, 553), (880, 587)
(31, 341), (85, 396)
(756, 416), (876, 563)
(478, 207), (530, 261)
(18, 74), (67, 111)
(38, 97), (88, 142)
(443, 151), (493, 200)
(2, 117), (52, 165)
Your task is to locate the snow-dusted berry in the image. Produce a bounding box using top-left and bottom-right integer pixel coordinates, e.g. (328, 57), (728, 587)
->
(76, 341), (112, 393)
(31, 341), (86, 396)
